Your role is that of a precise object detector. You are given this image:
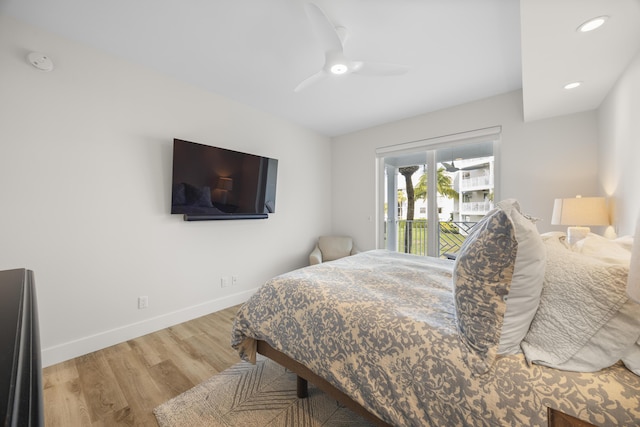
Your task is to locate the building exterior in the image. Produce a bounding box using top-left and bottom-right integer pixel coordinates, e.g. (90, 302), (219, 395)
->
(454, 156), (494, 222)
(398, 156), (494, 224)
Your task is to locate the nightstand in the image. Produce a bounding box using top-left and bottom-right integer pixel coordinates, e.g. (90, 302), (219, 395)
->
(548, 408), (597, 427)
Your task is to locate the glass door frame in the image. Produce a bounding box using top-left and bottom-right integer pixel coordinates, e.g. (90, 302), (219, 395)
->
(375, 126), (502, 256)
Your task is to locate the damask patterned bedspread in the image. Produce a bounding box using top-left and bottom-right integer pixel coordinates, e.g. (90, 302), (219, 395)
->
(231, 250), (640, 426)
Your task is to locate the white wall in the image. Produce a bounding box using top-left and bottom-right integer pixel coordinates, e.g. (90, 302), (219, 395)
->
(4, 11), (633, 368)
(598, 50), (640, 236)
(0, 15), (333, 367)
(332, 90), (600, 250)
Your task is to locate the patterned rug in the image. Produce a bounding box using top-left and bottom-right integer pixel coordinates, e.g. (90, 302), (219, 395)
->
(153, 356), (373, 426)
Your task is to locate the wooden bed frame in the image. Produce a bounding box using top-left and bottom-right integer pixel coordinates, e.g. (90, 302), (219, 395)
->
(256, 340), (391, 427)
(258, 342), (602, 427)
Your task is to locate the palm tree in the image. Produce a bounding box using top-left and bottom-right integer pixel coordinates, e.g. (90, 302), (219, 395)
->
(396, 166), (459, 254)
(400, 166), (459, 254)
(399, 166), (420, 253)
(414, 167), (459, 201)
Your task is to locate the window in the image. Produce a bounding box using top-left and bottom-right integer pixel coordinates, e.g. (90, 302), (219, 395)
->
(376, 127), (500, 258)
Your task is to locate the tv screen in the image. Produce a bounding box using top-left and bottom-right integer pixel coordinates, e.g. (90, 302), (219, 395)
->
(171, 139), (278, 220)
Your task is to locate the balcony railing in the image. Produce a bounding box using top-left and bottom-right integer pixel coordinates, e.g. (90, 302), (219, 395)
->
(460, 201), (494, 214)
(460, 176), (491, 189)
(387, 220), (478, 258)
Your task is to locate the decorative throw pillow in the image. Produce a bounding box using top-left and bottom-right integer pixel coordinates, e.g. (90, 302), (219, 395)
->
(521, 233), (640, 372)
(453, 199), (544, 374)
(495, 200), (546, 354)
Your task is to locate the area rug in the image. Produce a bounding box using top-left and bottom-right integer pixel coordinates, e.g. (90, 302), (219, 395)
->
(153, 355), (374, 426)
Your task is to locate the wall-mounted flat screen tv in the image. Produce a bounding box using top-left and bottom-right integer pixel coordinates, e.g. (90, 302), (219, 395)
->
(171, 139), (278, 221)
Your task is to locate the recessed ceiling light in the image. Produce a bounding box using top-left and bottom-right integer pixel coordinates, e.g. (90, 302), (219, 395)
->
(564, 81), (582, 90)
(330, 63), (348, 75)
(577, 15), (608, 32)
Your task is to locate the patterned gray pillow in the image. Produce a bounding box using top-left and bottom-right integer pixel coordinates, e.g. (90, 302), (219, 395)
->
(453, 207), (517, 374)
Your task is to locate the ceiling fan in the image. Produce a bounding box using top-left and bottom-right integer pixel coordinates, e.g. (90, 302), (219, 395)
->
(294, 2), (409, 92)
(441, 160), (488, 173)
(442, 148), (488, 172)
(442, 161), (460, 173)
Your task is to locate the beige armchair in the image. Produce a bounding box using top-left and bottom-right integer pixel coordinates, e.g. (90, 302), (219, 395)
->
(309, 236), (358, 265)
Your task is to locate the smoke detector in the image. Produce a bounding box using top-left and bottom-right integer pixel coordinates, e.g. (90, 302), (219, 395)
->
(28, 52), (54, 72)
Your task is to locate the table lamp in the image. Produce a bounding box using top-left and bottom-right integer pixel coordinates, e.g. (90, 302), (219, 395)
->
(551, 195), (609, 246)
(213, 177), (233, 204)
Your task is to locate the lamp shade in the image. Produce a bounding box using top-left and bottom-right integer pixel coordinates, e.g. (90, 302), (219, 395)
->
(551, 196), (609, 226)
(218, 177), (233, 191)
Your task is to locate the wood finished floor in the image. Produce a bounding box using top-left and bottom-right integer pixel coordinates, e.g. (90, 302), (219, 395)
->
(42, 304), (242, 427)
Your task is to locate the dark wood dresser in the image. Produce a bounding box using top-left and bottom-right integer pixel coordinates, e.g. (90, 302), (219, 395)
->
(0, 269), (44, 426)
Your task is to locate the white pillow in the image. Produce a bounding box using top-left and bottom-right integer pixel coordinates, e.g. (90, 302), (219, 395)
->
(496, 199), (546, 354)
(522, 234), (640, 372)
(452, 198), (545, 373)
(573, 233), (632, 265)
(622, 339), (640, 376)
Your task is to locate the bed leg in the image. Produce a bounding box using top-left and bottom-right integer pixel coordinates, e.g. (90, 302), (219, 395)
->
(296, 375), (308, 398)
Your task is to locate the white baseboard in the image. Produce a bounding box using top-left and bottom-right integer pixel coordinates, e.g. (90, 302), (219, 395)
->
(41, 288), (256, 367)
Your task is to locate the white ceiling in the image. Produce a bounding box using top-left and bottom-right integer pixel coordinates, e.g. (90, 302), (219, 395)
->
(1, 0), (639, 137)
(521, 0), (640, 122)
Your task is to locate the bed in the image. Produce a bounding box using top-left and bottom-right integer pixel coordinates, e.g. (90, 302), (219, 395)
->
(231, 200), (640, 426)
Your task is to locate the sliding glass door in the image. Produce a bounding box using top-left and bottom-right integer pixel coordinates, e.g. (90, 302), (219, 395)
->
(377, 129), (498, 258)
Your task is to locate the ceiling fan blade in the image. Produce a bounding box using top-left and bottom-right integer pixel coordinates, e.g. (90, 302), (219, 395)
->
(442, 162), (459, 172)
(305, 2), (344, 53)
(352, 61), (409, 76)
(298, 2), (409, 90)
(294, 70), (326, 92)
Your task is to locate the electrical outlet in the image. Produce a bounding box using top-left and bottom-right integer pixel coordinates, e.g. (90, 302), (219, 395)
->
(232, 276), (238, 286)
(221, 277), (229, 288)
(138, 296), (149, 309)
